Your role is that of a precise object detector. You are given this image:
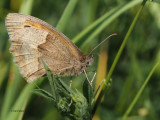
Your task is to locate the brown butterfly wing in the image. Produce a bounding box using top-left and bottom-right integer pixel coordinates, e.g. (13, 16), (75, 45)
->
(6, 13), (84, 82)
(9, 27), (47, 82)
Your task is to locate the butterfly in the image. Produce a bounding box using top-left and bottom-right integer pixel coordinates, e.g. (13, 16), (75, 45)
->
(5, 13), (93, 83)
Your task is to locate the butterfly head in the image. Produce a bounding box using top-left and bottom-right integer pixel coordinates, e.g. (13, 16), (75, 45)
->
(85, 55), (94, 67)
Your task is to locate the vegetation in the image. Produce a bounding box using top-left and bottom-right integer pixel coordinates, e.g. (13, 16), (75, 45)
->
(0, 0), (160, 120)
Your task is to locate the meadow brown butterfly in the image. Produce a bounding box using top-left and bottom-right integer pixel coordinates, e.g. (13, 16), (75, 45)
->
(6, 13), (93, 83)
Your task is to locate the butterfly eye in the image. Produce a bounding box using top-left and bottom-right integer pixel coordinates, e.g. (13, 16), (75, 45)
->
(87, 61), (90, 65)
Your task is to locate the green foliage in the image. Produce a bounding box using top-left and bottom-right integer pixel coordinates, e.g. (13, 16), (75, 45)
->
(0, 0), (160, 120)
(36, 60), (90, 120)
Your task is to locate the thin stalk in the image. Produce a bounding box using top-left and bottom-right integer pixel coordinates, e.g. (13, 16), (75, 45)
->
(122, 62), (159, 120)
(19, 0), (33, 14)
(87, 0), (98, 24)
(56, 0), (77, 32)
(92, 0), (147, 116)
(72, 0), (142, 45)
(95, 49), (108, 101)
(80, 1), (143, 49)
(41, 59), (56, 100)
(72, 6), (116, 43)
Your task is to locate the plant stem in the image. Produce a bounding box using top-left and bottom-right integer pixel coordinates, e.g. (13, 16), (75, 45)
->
(19, 0), (33, 14)
(87, 0), (98, 25)
(92, 0), (147, 116)
(72, 0), (142, 45)
(56, 0), (77, 32)
(122, 62), (159, 120)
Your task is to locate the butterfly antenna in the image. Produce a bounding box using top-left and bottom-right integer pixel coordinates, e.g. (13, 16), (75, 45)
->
(88, 33), (117, 56)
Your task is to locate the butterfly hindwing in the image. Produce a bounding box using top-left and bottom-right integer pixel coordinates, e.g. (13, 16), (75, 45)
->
(6, 13), (91, 82)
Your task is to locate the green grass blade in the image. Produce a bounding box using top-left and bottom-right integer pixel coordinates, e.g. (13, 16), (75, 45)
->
(41, 59), (56, 100)
(0, 61), (9, 89)
(56, 0), (78, 32)
(19, 0), (33, 14)
(6, 79), (43, 120)
(92, 0), (147, 116)
(33, 89), (55, 101)
(122, 62), (159, 120)
(94, 79), (105, 98)
(104, 0), (147, 93)
(0, 64), (22, 120)
(86, 0), (99, 24)
(72, 0), (142, 45)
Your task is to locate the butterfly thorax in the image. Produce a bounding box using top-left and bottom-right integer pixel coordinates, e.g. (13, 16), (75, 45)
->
(72, 55), (93, 75)
(57, 55), (93, 76)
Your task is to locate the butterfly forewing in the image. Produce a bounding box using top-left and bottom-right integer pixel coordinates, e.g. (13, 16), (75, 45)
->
(6, 13), (92, 82)
(6, 13), (82, 82)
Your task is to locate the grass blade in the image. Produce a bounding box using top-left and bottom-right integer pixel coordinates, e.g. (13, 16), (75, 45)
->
(19, 0), (33, 14)
(72, 0), (142, 46)
(41, 59), (56, 100)
(0, 64), (22, 120)
(56, 0), (78, 32)
(92, 0), (147, 116)
(122, 62), (159, 120)
(6, 79), (43, 120)
(33, 89), (55, 101)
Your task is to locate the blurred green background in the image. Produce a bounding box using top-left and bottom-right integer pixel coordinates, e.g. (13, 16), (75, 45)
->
(0, 0), (160, 120)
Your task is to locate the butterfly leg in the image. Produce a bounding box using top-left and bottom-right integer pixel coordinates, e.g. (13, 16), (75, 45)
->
(84, 69), (93, 89)
(91, 72), (96, 87)
(86, 70), (97, 86)
(69, 76), (73, 88)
